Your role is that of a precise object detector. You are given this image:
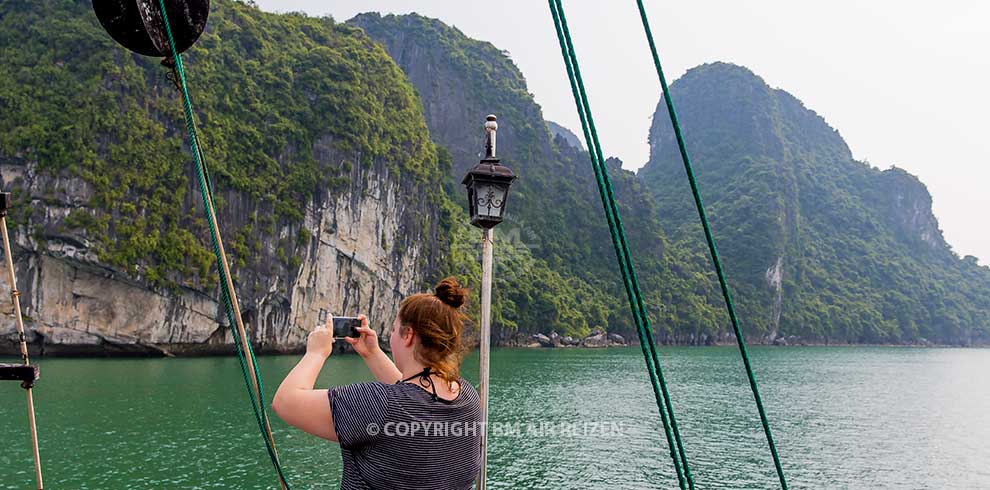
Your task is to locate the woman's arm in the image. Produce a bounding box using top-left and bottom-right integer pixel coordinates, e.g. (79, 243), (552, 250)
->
(361, 348), (403, 383)
(272, 326), (338, 441)
(344, 314), (403, 383)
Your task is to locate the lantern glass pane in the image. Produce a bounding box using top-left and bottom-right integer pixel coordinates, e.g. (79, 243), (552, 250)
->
(475, 183), (507, 219)
(466, 185), (478, 219)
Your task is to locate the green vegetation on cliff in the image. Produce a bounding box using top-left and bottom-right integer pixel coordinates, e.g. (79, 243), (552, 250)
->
(0, 0), (444, 289)
(641, 62), (990, 345)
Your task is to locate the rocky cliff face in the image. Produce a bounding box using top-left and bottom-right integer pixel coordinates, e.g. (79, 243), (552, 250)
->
(0, 137), (440, 356)
(546, 121), (584, 151)
(0, 1), (447, 355)
(876, 167), (947, 251)
(349, 13), (550, 177)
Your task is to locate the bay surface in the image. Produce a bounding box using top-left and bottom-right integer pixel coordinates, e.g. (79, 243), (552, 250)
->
(1, 346), (987, 489)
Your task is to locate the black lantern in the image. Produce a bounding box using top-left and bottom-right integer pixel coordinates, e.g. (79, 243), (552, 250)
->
(462, 115), (516, 229)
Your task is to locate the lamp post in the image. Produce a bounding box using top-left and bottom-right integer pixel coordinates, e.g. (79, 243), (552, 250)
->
(462, 115), (515, 490)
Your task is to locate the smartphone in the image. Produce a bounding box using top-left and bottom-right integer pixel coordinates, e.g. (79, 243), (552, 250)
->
(331, 316), (361, 339)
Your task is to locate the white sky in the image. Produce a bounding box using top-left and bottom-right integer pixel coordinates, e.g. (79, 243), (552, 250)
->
(256, 0), (990, 262)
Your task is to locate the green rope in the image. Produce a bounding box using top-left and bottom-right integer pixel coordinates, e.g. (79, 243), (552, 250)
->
(633, 1), (788, 488)
(548, 2), (694, 488)
(155, 2), (290, 488)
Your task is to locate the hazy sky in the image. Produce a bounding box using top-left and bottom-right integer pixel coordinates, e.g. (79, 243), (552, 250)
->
(256, 0), (990, 262)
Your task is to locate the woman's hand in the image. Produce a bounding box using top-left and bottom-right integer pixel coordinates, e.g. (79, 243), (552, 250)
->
(306, 322), (335, 359)
(343, 314), (380, 358)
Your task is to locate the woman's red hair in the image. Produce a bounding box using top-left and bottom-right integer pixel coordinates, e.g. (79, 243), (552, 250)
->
(398, 277), (469, 383)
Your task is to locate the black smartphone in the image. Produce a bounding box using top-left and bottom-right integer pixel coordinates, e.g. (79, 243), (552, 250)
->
(332, 316), (361, 338)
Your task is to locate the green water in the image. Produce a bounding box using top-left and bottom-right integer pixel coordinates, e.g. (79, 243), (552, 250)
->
(1, 347), (988, 489)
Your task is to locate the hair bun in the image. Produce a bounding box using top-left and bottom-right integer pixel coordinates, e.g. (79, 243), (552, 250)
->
(435, 277), (467, 308)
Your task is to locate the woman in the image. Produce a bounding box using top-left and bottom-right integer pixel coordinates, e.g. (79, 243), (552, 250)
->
(272, 277), (482, 490)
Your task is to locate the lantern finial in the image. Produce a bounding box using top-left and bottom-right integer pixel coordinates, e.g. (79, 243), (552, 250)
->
(485, 115), (498, 159)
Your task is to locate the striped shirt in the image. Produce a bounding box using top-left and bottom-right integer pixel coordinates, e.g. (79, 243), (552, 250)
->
(328, 376), (482, 490)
